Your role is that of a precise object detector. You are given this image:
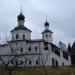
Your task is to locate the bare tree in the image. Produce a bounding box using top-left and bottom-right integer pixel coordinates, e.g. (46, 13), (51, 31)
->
(0, 41), (23, 75)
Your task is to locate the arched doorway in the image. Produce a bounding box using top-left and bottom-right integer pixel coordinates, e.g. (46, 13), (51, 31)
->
(52, 58), (58, 67)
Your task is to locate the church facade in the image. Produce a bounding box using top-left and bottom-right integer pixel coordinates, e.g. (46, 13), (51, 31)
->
(0, 12), (71, 67)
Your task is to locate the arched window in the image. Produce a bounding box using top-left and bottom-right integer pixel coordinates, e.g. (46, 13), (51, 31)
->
(62, 63), (64, 66)
(20, 61), (23, 65)
(15, 61), (18, 66)
(16, 35), (19, 39)
(44, 42), (48, 50)
(52, 58), (58, 67)
(52, 58), (54, 67)
(23, 34), (25, 40)
(11, 48), (13, 52)
(43, 35), (44, 38)
(28, 47), (31, 51)
(36, 60), (39, 65)
(21, 48), (23, 54)
(46, 34), (48, 37)
(11, 60), (13, 64)
(49, 34), (51, 37)
(56, 60), (58, 67)
(29, 60), (31, 65)
(35, 47), (37, 51)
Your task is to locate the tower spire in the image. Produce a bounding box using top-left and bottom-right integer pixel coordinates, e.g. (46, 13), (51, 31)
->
(46, 16), (47, 22)
(44, 16), (49, 30)
(20, 6), (23, 13)
(17, 6), (25, 21)
(17, 7), (25, 26)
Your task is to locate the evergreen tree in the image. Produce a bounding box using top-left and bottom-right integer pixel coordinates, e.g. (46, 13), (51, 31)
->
(68, 43), (71, 52)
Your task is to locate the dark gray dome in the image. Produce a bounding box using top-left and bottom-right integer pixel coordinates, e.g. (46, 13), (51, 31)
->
(44, 20), (49, 26)
(17, 12), (25, 20)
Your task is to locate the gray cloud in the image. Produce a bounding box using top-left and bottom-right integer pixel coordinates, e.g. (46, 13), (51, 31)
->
(0, 0), (75, 45)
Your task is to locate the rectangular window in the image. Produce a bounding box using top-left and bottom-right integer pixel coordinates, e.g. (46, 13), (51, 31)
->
(62, 63), (64, 66)
(36, 60), (39, 65)
(20, 61), (23, 65)
(29, 60), (31, 65)
(44, 42), (48, 51)
(11, 60), (13, 64)
(21, 48), (23, 54)
(35, 47), (37, 51)
(23, 34), (25, 40)
(11, 48), (13, 52)
(28, 47), (31, 51)
(55, 49), (60, 56)
(15, 61), (18, 66)
(44, 42), (48, 46)
(52, 45), (60, 56)
(63, 51), (68, 60)
(44, 47), (48, 50)
(16, 35), (19, 39)
(52, 58), (54, 67)
(46, 34), (48, 38)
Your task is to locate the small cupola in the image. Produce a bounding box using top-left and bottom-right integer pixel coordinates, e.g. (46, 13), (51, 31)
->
(17, 12), (25, 26)
(44, 18), (49, 30)
(44, 19), (49, 27)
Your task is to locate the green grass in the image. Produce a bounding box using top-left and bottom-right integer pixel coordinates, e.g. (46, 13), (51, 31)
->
(0, 66), (75, 75)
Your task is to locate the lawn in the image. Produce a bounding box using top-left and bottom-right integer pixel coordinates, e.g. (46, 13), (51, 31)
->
(0, 66), (75, 75)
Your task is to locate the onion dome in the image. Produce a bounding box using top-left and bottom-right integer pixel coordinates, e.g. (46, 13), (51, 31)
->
(17, 12), (25, 21)
(44, 19), (49, 26)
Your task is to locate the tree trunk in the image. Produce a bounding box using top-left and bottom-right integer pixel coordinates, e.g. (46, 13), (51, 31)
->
(9, 70), (12, 75)
(43, 66), (47, 75)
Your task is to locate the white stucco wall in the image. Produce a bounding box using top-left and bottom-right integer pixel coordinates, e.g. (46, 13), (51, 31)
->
(11, 30), (31, 41)
(42, 32), (53, 43)
(0, 40), (71, 66)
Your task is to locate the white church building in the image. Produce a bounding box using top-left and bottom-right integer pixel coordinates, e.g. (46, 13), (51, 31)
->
(0, 12), (71, 67)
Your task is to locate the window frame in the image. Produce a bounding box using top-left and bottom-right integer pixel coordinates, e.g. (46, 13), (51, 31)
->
(16, 34), (19, 39)
(28, 47), (31, 51)
(29, 60), (31, 65)
(35, 47), (37, 51)
(23, 34), (25, 40)
(36, 60), (39, 65)
(21, 48), (23, 54)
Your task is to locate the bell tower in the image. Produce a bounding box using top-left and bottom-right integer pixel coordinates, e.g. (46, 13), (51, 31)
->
(42, 18), (53, 43)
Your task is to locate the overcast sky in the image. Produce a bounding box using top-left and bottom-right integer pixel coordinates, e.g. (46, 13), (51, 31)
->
(0, 0), (75, 46)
